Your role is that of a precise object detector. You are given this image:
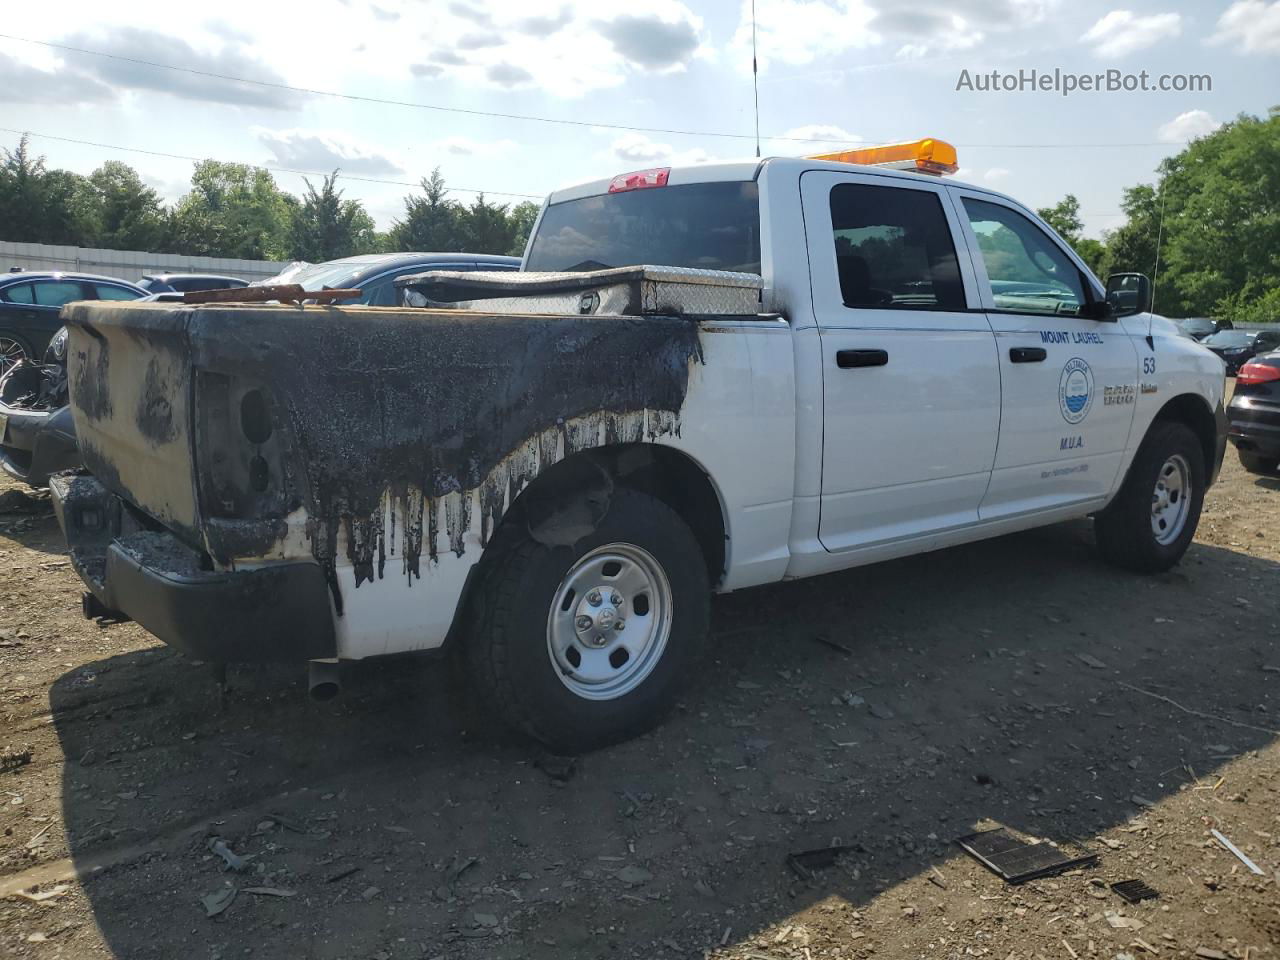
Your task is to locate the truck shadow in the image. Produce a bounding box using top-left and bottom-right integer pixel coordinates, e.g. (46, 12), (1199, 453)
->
(45, 522), (1279, 959)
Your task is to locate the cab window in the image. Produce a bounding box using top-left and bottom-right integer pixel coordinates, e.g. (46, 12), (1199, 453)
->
(962, 198), (1086, 316)
(33, 281), (88, 307)
(828, 184), (965, 310)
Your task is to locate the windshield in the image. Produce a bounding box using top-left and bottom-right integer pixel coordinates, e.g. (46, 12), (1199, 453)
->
(525, 181), (761, 274)
(279, 261), (376, 291)
(1204, 330), (1253, 347)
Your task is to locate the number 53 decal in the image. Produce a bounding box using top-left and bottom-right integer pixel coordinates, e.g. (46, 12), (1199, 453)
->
(1143, 356), (1156, 375)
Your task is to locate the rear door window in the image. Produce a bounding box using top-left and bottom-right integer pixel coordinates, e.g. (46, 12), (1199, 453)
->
(828, 183), (965, 310)
(33, 281), (88, 307)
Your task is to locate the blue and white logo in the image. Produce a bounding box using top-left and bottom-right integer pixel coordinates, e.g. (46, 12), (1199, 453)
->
(1059, 357), (1094, 425)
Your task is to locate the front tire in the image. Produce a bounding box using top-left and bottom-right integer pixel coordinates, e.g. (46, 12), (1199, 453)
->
(1238, 449), (1280, 476)
(466, 488), (710, 753)
(1095, 420), (1205, 573)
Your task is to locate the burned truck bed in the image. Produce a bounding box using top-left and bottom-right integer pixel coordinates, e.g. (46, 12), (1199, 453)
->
(60, 299), (709, 611)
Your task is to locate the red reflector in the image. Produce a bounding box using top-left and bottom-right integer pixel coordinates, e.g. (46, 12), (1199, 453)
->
(1237, 361), (1280, 385)
(608, 167), (670, 193)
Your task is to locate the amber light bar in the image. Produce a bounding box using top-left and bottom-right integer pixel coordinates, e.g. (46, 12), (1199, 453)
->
(809, 137), (959, 176)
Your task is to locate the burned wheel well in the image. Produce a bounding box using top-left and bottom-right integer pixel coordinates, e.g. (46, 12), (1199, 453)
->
(1153, 393), (1216, 475)
(482, 443), (726, 582)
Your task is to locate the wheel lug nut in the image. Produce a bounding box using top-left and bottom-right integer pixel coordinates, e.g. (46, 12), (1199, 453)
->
(575, 615), (592, 630)
(614, 620), (625, 631)
(610, 593), (622, 606)
(587, 591), (602, 606)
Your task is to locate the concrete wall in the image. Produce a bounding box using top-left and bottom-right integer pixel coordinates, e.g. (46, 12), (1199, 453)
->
(0, 240), (287, 284)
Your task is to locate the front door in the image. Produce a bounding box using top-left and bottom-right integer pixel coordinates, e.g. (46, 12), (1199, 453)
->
(801, 171), (1001, 552)
(949, 190), (1139, 519)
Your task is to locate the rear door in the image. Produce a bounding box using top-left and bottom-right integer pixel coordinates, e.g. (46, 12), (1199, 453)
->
(949, 189), (1139, 517)
(800, 171), (1001, 552)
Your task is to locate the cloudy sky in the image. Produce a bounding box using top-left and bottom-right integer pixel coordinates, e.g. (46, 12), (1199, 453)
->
(1, 0), (1277, 238)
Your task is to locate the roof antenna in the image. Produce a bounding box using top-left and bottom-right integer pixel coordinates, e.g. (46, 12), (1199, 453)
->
(1147, 178), (1168, 349)
(751, 0), (761, 158)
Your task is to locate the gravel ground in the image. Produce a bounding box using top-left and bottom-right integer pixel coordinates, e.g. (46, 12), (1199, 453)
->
(0, 440), (1277, 960)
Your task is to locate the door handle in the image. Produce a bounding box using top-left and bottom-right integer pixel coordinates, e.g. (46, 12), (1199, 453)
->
(836, 349), (888, 369)
(1009, 347), (1047, 363)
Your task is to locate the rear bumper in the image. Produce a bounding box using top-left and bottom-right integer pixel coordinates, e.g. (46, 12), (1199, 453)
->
(51, 474), (336, 663)
(0, 402), (79, 487)
(1227, 397), (1280, 459)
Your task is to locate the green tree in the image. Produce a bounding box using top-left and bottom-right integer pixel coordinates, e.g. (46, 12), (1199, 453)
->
(506, 200), (540, 257)
(458, 193), (517, 254)
(388, 168), (461, 251)
(86, 161), (167, 251)
(1100, 184), (1161, 280)
(288, 171), (381, 261)
(169, 161), (294, 260)
(0, 135), (98, 245)
(1036, 194), (1084, 244)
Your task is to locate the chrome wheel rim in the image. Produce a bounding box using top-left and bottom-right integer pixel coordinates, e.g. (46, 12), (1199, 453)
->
(0, 338), (26, 376)
(1151, 454), (1191, 545)
(546, 542), (673, 701)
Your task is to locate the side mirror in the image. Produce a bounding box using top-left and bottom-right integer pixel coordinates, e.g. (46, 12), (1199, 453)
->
(1105, 272), (1152, 319)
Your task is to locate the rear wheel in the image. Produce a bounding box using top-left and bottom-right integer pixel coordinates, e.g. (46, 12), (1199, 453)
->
(1095, 420), (1205, 573)
(1238, 449), (1280, 476)
(0, 334), (31, 377)
(466, 488), (710, 753)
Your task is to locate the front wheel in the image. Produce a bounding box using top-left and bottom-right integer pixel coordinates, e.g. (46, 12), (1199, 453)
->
(466, 488), (710, 753)
(0, 334), (31, 377)
(1095, 420), (1205, 573)
(1238, 449), (1279, 476)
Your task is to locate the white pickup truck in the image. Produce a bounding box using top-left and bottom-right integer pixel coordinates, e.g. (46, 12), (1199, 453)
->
(52, 148), (1226, 752)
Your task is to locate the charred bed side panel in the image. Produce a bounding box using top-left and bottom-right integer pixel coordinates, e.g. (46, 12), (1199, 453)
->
(63, 302), (200, 544)
(182, 306), (704, 607)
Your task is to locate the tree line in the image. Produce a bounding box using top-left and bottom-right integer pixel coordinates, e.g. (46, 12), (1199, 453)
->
(1034, 108), (1279, 325)
(2, 109), (1277, 321)
(0, 135), (540, 264)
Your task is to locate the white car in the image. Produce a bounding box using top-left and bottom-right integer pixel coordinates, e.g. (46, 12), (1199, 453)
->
(52, 140), (1226, 753)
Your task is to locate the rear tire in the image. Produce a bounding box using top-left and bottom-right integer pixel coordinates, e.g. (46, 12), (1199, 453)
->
(1238, 450), (1280, 476)
(1095, 420), (1204, 573)
(466, 487), (710, 753)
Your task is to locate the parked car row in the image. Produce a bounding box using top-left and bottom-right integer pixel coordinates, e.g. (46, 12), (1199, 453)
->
(0, 255), (517, 487)
(1202, 328), (1280, 376)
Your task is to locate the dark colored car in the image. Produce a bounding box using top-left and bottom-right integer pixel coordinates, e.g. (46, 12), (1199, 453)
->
(1227, 352), (1280, 475)
(254, 252), (521, 304)
(138, 274), (249, 294)
(1203, 329), (1280, 375)
(0, 272), (146, 374)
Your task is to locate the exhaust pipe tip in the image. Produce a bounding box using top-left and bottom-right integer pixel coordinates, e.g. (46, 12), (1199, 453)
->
(308, 660), (342, 702)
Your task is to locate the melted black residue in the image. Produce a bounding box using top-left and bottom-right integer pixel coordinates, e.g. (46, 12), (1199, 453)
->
(136, 356), (175, 444)
(181, 308), (704, 609)
(69, 334), (112, 423)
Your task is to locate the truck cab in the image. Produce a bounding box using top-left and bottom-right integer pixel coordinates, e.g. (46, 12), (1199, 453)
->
(52, 142), (1227, 753)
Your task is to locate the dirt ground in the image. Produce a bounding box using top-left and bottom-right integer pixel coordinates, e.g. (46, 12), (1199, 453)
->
(1, 441), (1277, 960)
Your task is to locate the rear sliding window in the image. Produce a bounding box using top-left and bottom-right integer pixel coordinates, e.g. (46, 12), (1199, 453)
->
(525, 181), (761, 274)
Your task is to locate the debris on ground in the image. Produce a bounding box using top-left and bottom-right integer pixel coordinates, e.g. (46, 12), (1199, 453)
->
(534, 752), (577, 784)
(241, 887), (295, 898)
(0, 489), (48, 515)
(810, 635), (853, 657)
(200, 886), (237, 917)
(1, 745), (33, 773)
(956, 826), (1097, 884)
(1076, 653), (1107, 669)
(10, 884), (68, 904)
(1110, 879), (1158, 904)
(207, 838), (247, 872)
(1210, 828), (1265, 875)
(786, 845), (861, 881)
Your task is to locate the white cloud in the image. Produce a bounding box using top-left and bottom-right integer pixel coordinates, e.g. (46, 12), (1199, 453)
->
(1157, 109), (1222, 143)
(1080, 10), (1182, 59)
(1210, 0), (1280, 54)
(608, 133), (714, 166)
(732, 0), (879, 69)
(763, 124), (863, 156)
(256, 128), (405, 175)
(984, 167), (1011, 183)
(435, 136), (519, 157)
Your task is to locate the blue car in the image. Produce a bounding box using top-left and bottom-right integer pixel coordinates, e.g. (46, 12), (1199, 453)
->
(138, 273), (249, 294)
(0, 272), (146, 374)
(254, 252), (520, 304)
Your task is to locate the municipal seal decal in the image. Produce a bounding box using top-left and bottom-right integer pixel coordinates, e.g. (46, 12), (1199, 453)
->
(1059, 357), (1094, 425)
